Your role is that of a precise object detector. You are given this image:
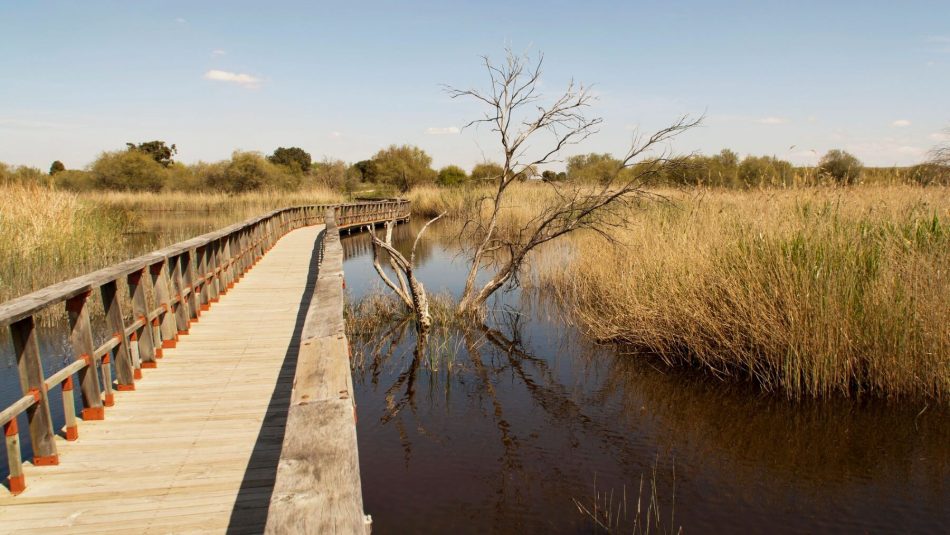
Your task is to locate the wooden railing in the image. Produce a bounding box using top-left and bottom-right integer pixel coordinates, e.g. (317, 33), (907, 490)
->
(265, 208), (369, 533)
(0, 200), (409, 495)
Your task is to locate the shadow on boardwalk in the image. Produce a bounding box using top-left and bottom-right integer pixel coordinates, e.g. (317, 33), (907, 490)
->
(226, 231), (325, 534)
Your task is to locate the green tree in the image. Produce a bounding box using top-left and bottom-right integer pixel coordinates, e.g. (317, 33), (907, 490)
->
(92, 150), (167, 191)
(818, 149), (863, 185)
(49, 160), (65, 175)
(268, 147), (312, 173)
(437, 165), (468, 186)
(352, 160), (378, 183)
(126, 140), (178, 167)
(471, 162), (505, 181)
(566, 153), (621, 183)
(371, 145), (436, 192)
(209, 151), (300, 193)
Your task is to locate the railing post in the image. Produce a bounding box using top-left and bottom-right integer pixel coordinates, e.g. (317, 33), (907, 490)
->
(170, 253), (192, 336)
(150, 259), (178, 354)
(5, 417), (25, 493)
(223, 235), (235, 290)
(100, 280), (135, 391)
(208, 239), (222, 302)
(10, 316), (58, 465)
(66, 291), (104, 419)
(127, 268), (157, 370)
(193, 245), (209, 317)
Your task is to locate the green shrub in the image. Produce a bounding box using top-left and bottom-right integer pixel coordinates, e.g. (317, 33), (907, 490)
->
(91, 150), (167, 191)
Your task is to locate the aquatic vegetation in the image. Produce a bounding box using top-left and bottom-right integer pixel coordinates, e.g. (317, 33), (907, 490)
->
(546, 186), (950, 400)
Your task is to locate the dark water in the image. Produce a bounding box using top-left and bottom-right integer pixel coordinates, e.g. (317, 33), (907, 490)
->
(2, 218), (947, 533)
(340, 222), (950, 534)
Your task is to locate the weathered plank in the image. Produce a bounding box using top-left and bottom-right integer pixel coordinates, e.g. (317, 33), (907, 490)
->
(266, 213), (368, 534)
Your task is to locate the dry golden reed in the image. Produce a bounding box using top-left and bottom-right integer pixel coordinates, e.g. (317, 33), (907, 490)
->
(543, 186), (949, 400)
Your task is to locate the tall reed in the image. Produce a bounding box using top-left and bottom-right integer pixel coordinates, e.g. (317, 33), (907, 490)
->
(0, 184), (131, 304)
(543, 186), (949, 400)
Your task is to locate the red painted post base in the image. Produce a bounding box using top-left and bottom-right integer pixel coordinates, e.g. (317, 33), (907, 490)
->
(162, 339), (177, 349)
(200, 304), (210, 312)
(134, 369), (143, 380)
(141, 362), (157, 369)
(82, 407), (104, 420)
(178, 329), (189, 336)
(116, 384), (135, 392)
(104, 393), (115, 407)
(65, 426), (79, 441)
(154, 348), (163, 358)
(8, 475), (25, 495)
(33, 455), (59, 466)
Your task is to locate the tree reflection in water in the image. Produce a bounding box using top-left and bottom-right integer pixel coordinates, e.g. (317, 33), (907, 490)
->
(343, 222), (949, 535)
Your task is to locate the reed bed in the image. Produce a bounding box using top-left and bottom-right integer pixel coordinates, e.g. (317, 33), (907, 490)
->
(84, 187), (344, 215)
(542, 186), (949, 400)
(0, 185), (345, 306)
(0, 184), (132, 304)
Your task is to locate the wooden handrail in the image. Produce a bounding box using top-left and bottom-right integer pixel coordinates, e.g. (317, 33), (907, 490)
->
(265, 208), (370, 533)
(1, 199), (409, 496)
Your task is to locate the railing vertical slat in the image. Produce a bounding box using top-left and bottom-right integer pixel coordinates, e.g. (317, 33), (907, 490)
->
(127, 268), (157, 370)
(10, 316), (58, 465)
(66, 291), (104, 419)
(169, 254), (192, 336)
(100, 280), (135, 391)
(150, 260), (178, 354)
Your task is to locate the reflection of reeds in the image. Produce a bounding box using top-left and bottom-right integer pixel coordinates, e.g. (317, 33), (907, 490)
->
(542, 186), (950, 400)
(573, 457), (680, 534)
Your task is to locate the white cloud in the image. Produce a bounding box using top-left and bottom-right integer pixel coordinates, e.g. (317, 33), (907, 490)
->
(211, 49), (226, 57)
(807, 116), (818, 123)
(755, 117), (787, 125)
(175, 17), (187, 24)
(930, 131), (950, 142)
(329, 131), (342, 138)
(203, 69), (261, 88)
(891, 119), (911, 127)
(425, 126), (460, 135)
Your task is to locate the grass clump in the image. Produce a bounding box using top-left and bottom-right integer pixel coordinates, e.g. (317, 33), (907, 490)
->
(547, 186), (950, 400)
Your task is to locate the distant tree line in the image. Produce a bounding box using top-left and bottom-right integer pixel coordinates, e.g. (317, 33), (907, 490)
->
(2, 138), (948, 192)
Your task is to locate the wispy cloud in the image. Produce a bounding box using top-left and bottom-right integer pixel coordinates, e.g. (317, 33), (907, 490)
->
(329, 131), (342, 138)
(755, 116), (788, 125)
(211, 49), (226, 57)
(425, 126), (460, 135)
(175, 17), (187, 24)
(203, 69), (261, 88)
(891, 119), (911, 127)
(930, 131), (950, 142)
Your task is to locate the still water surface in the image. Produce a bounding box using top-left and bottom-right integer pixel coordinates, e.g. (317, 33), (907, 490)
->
(341, 222), (949, 534)
(0, 216), (946, 533)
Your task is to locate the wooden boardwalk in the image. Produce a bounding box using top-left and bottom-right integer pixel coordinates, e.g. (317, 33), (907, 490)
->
(0, 224), (347, 533)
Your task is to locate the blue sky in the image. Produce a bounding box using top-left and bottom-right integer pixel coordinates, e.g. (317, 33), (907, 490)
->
(1, 0), (948, 170)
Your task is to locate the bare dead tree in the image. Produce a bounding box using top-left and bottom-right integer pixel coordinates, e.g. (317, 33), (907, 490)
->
(366, 213), (445, 337)
(445, 49), (702, 315)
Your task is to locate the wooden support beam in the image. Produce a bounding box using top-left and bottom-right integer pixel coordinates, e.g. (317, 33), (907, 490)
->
(100, 280), (135, 390)
(10, 316), (58, 465)
(127, 268), (157, 369)
(65, 292), (104, 420)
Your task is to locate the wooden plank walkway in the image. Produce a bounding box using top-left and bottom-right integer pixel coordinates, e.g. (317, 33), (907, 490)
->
(0, 225), (327, 534)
